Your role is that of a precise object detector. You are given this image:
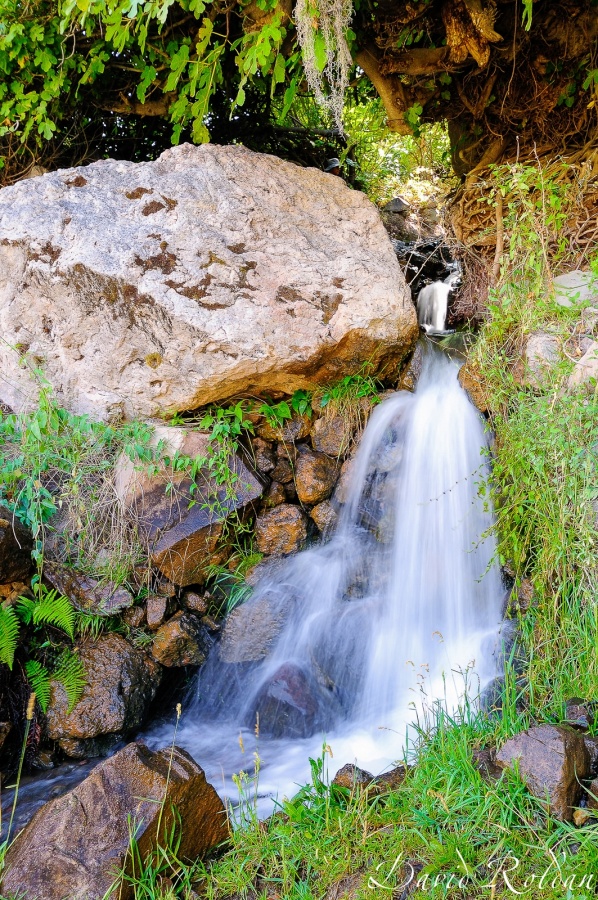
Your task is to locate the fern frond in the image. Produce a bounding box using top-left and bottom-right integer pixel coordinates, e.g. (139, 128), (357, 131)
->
(24, 659), (51, 712)
(0, 604), (20, 668)
(26, 588), (76, 640)
(53, 651), (86, 712)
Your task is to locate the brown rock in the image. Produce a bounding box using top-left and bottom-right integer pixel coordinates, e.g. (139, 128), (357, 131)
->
(310, 500), (338, 534)
(0, 742), (228, 900)
(156, 578), (177, 597)
(584, 735), (598, 775)
(146, 593), (173, 630)
(370, 765), (407, 793)
(122, 605), (145, 628)
(587, 777), (598, 811)
(254, 663), (319, 738)
(0, 505), (32, 583)
(332, 763), (373, 790)
(251, 437), (276, 474)
(311, 414), (352, 457)
(116, 426), (261, 586)
(257, 413), (311, 443)
(332, 457), (355, 505)
(495, 724), (590, 821)
(44, 561), (134, 616)
(573, 807), (592, 827)
(270, 457), (294, 484)
(564, 698), (596, 730)
(255, 505), (307, 556)
(472, 747), (502, 781)
(262, 481), (287, 509)
(151, 611), (210, 666)
(46, 633), (161, 753)
(295, 449), (339, 505)
(182, 591), (209, 615)
(398, 343), (424, 392)
(458, 361), (489, 414)
(219, 596), (285, 663)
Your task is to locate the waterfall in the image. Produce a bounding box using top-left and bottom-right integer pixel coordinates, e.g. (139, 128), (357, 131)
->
(417, 274), (457, 333)
(148, 341), (504, 812)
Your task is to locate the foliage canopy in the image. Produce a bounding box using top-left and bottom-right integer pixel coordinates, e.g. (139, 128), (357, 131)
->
(0, 0), (596, 182)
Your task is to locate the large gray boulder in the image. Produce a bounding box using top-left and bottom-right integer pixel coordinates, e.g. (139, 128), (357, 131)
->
(0, 144), (417, 421)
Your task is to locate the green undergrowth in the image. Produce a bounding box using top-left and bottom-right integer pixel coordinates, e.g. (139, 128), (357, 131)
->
(469, 161), (598, 717)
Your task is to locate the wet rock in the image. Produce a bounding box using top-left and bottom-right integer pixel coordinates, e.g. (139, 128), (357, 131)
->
(151, 611), (211, 666)
(0, 742), (228, 900)
(584, 735), (598, 775)
(46, 633), (161, 753)
(219, 596), (284, 663)
(458, 361), (489, 413)
(587, 777), (598, 811)
(398, 343), (424, 392)
(257, 412), (311, 443)
(253, 663), (319, 738)
(310, 500), (338, 534)
(251, 437), (276, 474)
(510, 578), (535, 614)
(116, 425), (261, 586)
(568, 340), (598, 391)
(255, 504), (307, 556)
(311, 414), (352, 457)
(0, 505), (32, 583)
(564, 698), (596, 730)
(495, 724), (590, 821)
(262, 481), (287, 509)
(553, 270), (598, 308)
(0, 144), (417, 421)
(573, 807), (592, 827)
(57, 733), (123, 761)
(295, 449), (339, 505)
(156, 577), (177, 597)
(333, 457), (356, 505)
(44, 561), (134, 616)
(472, 747), (502, 781)
(270, 457), (294, 484)
(245, 556), (287, 587)
(122, 605), (146, 628)
(146, 593), (174, 630)
(371, 765), (407, 793)
(332, 763), (373, 790)
(515, 331), (560, 387)
(182, 591), (209, 615)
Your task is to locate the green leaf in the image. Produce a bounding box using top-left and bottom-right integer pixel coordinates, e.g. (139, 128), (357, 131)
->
(0, 604), (19, 668)
(25, 659), (51, 712)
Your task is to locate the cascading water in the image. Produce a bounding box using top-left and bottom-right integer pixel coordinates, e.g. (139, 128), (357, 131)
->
(417, 274), (458, 334)
(148, 339), (505, 813)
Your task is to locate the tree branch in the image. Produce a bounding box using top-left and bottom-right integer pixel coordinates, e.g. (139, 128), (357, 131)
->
(95, 92), (176, 117)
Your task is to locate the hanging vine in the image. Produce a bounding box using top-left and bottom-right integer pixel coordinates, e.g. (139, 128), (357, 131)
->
(294, 0), (354, 132)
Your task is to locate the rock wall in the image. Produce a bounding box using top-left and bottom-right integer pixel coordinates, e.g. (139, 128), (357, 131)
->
(0, 144), (417, 421)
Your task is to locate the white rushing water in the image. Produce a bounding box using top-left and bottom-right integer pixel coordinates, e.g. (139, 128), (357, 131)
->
(148, 340), (505, 815)
(417, 274), (458, 334)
